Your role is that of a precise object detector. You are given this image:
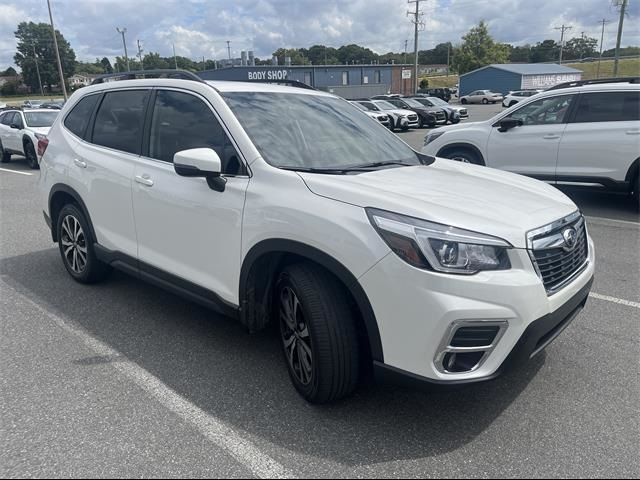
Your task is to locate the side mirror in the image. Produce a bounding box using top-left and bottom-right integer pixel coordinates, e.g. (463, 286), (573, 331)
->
(10, 123), (21, 130)
(498, 118), (523, 132)
(173, 148), (226, 192)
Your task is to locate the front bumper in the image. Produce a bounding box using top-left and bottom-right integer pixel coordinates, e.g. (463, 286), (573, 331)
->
(359, 237), (595, 383)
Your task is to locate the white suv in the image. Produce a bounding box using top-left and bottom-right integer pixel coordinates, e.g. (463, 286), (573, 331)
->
(0, 108), (59, 169)
(423, 81), (640, 202)
(39, 72), (595, 403)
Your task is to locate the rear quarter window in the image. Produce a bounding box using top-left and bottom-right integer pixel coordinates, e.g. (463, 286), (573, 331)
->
(573, 91), (640, 123)
(91, 90), (149, 155)
(64, 94), (100, 138)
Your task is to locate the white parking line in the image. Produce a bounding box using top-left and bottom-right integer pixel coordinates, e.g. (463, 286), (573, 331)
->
(585, 216), (639, 227)
(1, 278), (292, 479)
(589, 292), (640, 309)
(0, 167), (33, 176)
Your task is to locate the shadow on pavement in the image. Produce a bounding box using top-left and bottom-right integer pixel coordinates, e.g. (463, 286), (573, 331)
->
(1, 248), (543, 466)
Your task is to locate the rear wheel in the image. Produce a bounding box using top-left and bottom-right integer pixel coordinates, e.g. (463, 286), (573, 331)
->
(0, 140), (10, 163)
(275, 263), (360, 404)
(509, 101), (518, 107)
(443, 147), (484, 165)
(482, 98), (489, 104)
(56, 204), (111, 284)
(461, 98), (468, 105)
(24, 141), (39, 169)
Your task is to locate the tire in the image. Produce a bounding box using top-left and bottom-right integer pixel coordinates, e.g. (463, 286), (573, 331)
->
(443, 148), (484, 165)
(418, 116), (424, 129)
(482, 98), (489, 104)
(275, 263), (360, 404)
(24, 141), (39, 170)
(388, 117), (396, 131)
(451, 117), (460, 124)
(632, 176), (639, 210)
(0, 140), (10, 163)
(461, 98), (468, 105)
(56, 204), (111, 284)
(509, 101), (518, 107)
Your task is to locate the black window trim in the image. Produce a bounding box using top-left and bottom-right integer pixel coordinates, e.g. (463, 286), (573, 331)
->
(567, 90), (639, 124)
(492, 92), (579, 128)
(88, 87), (152, 156)
(62, 92), (103, 141)
(140, 86), (250, 178)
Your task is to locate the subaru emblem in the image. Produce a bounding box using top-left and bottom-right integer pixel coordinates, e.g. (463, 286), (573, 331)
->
(562, 227), (578, 250)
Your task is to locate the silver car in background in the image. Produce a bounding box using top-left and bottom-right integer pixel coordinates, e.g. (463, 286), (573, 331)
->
(460, 90), (504, 104)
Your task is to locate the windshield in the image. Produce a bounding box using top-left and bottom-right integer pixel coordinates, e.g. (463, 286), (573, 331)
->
(223, 92), (419, 170)
(403, 98), (426, 108)
(350, 102), (367, 111)
(373, 100), (397, 110)
(356, 101), (379, 112)
(24, 111), (58, 128)
(427, 97), (447, 106)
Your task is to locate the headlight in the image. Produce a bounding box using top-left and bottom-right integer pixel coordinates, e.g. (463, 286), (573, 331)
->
(424, 130), (445, 146)
(366, 208), (511, 274)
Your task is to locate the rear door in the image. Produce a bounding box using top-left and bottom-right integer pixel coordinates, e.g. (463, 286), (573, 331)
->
(131, 88), (249, 304)
(486, 93), (576, 178)
(557, 90), (640, 184)
(3, 112), (23, 151)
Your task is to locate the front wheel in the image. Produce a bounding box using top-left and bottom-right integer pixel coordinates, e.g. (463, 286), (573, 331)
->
(482, 98), (489, 104)
(275, 263), (360, 404)
(24, 141), (39, 169)
(461, 98), (468, 104)
(0, 140), (10, 163)
(444, 148), (484, 165)
(57, 204), (111, 284)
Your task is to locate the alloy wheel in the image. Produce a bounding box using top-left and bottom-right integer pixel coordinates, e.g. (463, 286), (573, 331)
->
(60, 214), (88, 274)
(280, 286), (314, 386)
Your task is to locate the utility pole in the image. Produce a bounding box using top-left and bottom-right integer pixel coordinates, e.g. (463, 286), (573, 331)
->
(137, 40), (144, 71)
(554, 24), (572, 64)
(173, 43), (178, 69)
(32, 44), (44, 96)
(47, 0), (67, 100)
(404, 39), (408, 64)
(226, 40), (232, 60)
(408, 0), (424, 94)
(613, 0), (628, 77)
(580, 31), (585, 60)
(597, 18), (611, 78)
(116, 27), (130, 71)
(446, 43), (450, 77)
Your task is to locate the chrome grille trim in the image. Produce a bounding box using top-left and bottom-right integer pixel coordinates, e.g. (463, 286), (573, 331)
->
(526, 211), (589, 295)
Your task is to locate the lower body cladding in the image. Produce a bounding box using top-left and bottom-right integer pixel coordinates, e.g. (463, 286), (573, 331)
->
(360, 239), (595, 387)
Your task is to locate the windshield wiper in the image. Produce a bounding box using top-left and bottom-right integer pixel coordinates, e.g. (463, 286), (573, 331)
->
(352, 160), (417, 169)
(279, 166), (370, 174)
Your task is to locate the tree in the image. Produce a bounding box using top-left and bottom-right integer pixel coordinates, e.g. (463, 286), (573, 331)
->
(306, 45), (339, 65)
(0, 80), (20, 95)
(563, 36), (598, 60)
(100, 57), (113, 74)
(530, 40), (559, 63)
(509, 45), (531, 63)
(272, 48), (306, 65)
(451, 21), (510, 74)
(75, 59), (104, 75)
(1, 67), (18, 76)
(419, 43), (452, 65)
(336, 44), (377, 64)
(143, 52), (171, 70)
(14, 22), (76, 92)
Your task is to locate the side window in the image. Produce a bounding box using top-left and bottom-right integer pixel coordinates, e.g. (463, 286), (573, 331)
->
(13, 113), (24, 129)
(64, 94), (100, 138)
(92, 90), (149, 155)
(509, 95), (575, 125)
(1, 112), (14, 126)
(573, 92), (640, 123)
(148, 90), (242, 175)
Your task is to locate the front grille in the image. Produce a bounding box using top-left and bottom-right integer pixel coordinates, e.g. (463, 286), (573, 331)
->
(407, 114), (418, 122)
(378, 115), (388, 123)
(529, 213), (588, 294)
(436, 112), (446, 121)
(459, 109), (468, 116)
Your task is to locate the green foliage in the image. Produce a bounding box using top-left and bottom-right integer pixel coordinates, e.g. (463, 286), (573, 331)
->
(563, 36), (598, 60)
(14, 22), (76, 92)
(1, 80), (21, 95)
(419, 78), (429, 89)
(451, 21), (510, 74)
(418, 43), (451, 65)
(2, 67), (18, 76)
(530, 40), (559, 63)
(336, 44), (378, 64)
(100, 57), (113, 74)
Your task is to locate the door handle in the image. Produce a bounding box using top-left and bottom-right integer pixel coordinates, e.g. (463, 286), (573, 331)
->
(135, 174), (154, 187)
(626, 130), (640, 135)
(543, 134), (560, 140)
(74, 158), (87, 168)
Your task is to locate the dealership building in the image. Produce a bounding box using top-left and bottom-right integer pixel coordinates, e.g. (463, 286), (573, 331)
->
(459, 64), (583, 96)
(198, 64), (418, 98)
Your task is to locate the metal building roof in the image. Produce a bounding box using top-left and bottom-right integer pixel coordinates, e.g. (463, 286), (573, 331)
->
(461, 63), (583, 77)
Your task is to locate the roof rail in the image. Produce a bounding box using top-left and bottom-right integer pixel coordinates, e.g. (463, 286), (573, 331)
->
(546, 76), (640, 91)
(239, 79), (317, 90)
(91, 69), (205, 85)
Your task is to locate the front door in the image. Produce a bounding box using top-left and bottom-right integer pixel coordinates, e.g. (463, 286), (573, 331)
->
(131, 89), (249, 305)
(486, 93), (576, 178)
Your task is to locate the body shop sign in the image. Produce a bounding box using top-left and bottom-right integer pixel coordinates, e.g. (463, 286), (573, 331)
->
(247, 70), (288, 81)
(521, 73), (582, 89)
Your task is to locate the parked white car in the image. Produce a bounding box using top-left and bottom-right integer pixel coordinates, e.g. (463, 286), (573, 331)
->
(350, 101), (391, 128)
(502, 90), (543, 108)
(0, 108), (59, 168)
(423, 80), (640, 201)
(39, 73), (594, 403)
(368, 99), (420, 130)
(460, 90), (504, 104)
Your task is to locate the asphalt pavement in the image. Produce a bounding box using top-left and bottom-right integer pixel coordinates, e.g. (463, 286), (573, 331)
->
(0, 117), (639, 478)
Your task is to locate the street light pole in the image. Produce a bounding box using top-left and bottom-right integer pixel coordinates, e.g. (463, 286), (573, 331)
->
(597, 19), (610, 79)
(32, 44), (44, 96)
(47, 0), (67, 100)
(116, 27), (130, 71)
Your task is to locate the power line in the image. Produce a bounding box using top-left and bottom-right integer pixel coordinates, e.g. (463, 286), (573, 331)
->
(116, 27), (129, 71)
(47, 0), (67, 100)
(597, 18), (612, 78)
(407, 0), (425, 94)
(226, 40), (231, 60)
(137, 39), (144, 71)
(554, 24), (573, 64)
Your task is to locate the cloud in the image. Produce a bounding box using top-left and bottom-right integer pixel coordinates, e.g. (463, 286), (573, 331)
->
(0, 0), (638, 70)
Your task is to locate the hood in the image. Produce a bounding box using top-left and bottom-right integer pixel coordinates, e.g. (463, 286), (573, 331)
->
(29, 127), (51, 136)
(385, 108), (415, 117)
(299, 159), (577, 248)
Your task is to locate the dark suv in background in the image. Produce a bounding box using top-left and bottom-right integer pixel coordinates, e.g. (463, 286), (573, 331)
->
(371, 95), (446, 128)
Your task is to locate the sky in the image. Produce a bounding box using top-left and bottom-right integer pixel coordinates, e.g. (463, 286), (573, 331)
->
(0, 0), (638, 70)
